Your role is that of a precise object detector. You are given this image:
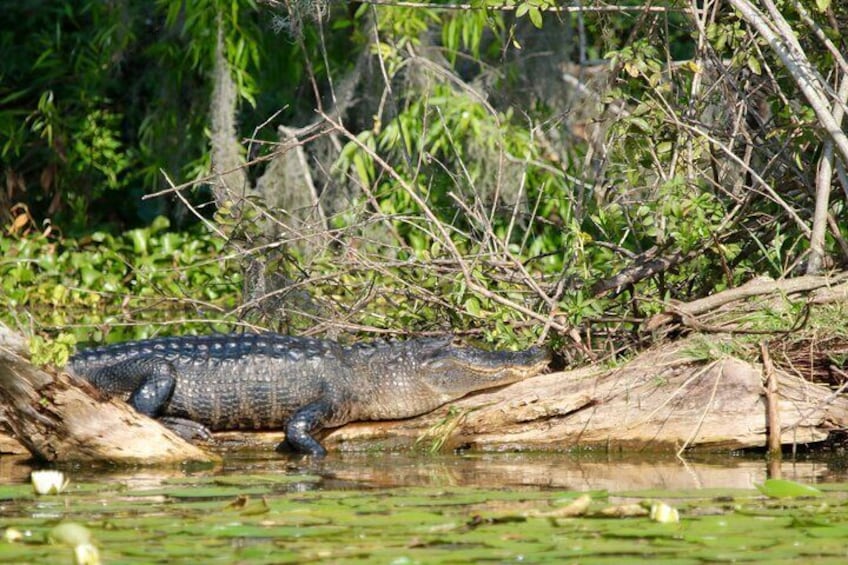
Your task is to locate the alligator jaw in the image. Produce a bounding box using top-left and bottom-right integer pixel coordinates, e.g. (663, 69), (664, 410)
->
(421, 345), (552, 397)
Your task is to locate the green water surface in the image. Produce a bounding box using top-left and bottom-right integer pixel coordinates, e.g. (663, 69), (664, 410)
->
(2, 452), (847, 564)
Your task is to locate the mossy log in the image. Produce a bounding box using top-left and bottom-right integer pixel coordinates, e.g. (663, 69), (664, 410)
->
(0, 324), (216, 464)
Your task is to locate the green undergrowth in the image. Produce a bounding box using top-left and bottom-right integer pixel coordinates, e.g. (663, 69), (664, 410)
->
(0, 215), (241, 348)
(0, 212), (558, 354)
(2, 472), (848, 563)
(3, 205), (844, 366)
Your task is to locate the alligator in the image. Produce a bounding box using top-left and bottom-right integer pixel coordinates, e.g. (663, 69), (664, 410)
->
(68, 333), (550, 456)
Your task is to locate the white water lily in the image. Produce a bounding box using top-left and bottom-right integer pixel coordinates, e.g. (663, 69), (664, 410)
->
(31, 470), (70, 495)
(3, 528), (23, 543)
(74, 543), (101, 565)
(47, 522), (100, 565)
(649, 501), (680, 523)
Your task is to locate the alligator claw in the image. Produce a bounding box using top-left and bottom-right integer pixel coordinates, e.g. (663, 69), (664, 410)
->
(158, 417), (215, 442)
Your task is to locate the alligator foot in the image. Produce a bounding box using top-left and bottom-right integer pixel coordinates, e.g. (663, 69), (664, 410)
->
(158, 417), (215, 442)
(275, 438), (327, 458)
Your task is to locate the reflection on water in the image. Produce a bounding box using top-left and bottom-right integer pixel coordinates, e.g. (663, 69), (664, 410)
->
(2, 450), (847, 492)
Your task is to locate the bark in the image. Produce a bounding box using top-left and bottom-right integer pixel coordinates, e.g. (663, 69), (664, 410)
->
(0, 324), (216, 464)
(209, 25), (248, 208)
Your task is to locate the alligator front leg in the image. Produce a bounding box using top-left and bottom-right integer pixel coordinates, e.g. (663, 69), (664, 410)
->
(282, 400), (334, 456)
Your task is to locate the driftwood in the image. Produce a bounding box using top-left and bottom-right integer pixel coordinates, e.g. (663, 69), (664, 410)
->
(0, 324), (216, 464)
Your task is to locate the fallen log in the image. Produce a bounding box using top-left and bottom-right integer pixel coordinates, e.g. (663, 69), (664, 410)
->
(644, 273), (848, 332)
(320, 337), (848, 453)
(0, 324), (216, 464)
(2, 323), (846, 460)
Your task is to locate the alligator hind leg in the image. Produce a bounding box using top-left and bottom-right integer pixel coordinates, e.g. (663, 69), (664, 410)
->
(282, 400), (334, 457)
(125, 360), (178, 418)
(94, 358), (213, 442)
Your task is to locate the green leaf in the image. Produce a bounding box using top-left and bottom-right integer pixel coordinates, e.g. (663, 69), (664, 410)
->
(465, 296), (481, 316)
(528, 7), (543, 28)
(755, 479), (823, 499)
(48, 522), (93, 546)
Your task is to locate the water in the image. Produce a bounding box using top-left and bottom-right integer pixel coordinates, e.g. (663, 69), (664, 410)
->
(2, 451), (847, 563)
(3, 450), (845, 491)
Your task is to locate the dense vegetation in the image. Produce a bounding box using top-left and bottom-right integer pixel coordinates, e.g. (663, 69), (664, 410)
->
(1, 0), (846, 359)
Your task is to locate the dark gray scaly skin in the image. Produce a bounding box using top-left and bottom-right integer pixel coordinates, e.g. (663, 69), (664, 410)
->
(68, 333), (551, 456)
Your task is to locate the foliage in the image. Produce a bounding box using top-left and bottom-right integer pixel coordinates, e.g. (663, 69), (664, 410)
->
(0, 214), (240, 346)
(0, 0), (313, 231)
(3, 0), (847, 359)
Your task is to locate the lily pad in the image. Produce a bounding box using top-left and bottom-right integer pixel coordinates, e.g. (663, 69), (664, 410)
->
(755, 479), (824, 499)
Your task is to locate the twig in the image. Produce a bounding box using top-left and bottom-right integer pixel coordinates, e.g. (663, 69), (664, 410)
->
(591, 246), (700, 296)
(727, 0), (848, 165)
(807, 73), (848, 274)
(761, 341), (782, 460)
(779, 365), (848, 438)
(671, 302), (811, 336)
(319, 111), (587, 351)
(675, 120), (811, 238)
(321, 0), (693, 15)
(644, 273), (848, 331)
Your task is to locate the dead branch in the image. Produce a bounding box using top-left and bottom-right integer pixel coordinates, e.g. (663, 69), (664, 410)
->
(644, 272), (848, 332)
(761, 341), (782, 458)
(727, 0), (848, 165)
(591, 246), (700, 296)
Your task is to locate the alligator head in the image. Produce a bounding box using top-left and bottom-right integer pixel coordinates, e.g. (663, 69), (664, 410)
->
(348, 338), (551, 421)
(418, 341), (552, 400)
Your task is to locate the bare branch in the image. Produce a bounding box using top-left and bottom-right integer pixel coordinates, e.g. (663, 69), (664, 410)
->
(727, 0), (848, 165)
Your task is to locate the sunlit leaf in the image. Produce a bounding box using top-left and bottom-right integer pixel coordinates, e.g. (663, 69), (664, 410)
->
(755, 479), (823, 499)
(528, 7), (543, 28)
